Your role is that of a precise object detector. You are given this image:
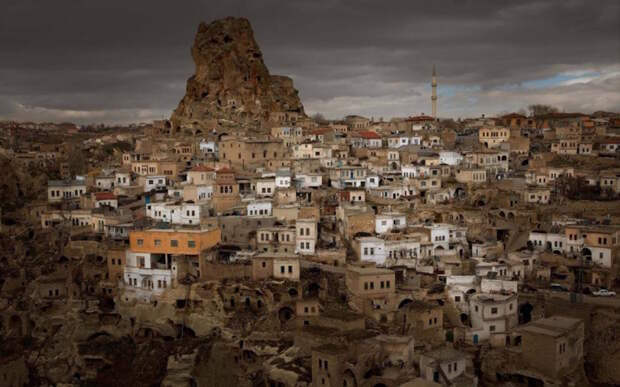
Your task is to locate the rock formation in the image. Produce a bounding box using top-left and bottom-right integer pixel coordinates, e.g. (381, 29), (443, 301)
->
(170, 17), (305, 130)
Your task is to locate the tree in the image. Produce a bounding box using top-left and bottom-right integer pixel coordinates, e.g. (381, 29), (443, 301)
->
(66, 143), (88, 176)
(528, 104), (559, 117)
(310, 113), (328, 124)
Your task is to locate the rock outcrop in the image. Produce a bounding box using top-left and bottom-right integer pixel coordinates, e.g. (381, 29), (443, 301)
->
(171, 17), (305, 130)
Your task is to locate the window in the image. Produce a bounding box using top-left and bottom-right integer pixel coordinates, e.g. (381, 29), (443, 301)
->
(364, 282), (368, 290)
(491, 307), (498, 314)
(170, 240), (178, 247)
(188, 240), (196, 248)
(137, 239), (144, 246)
(490, 325), (496, 332)
(280, 266), (285, 274)
(154, 239), (161, 246)
(455, 296), (461, 302)
(288, 265), (293, 273)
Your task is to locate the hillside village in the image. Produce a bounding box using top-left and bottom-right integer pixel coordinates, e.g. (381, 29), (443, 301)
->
(1, 107), (620, 387)
(1, 16), (620, 387)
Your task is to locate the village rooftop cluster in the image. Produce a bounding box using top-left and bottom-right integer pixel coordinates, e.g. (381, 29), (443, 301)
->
(1, 107), (619, 386)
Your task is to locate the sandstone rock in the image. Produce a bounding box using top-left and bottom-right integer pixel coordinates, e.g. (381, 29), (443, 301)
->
(171, 17), (306, 131)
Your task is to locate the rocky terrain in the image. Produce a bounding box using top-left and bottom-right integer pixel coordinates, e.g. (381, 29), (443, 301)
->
(170, 17), (306, 131)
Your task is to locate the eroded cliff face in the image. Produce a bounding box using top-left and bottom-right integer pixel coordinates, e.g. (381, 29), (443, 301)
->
(170, 17), (305, 130)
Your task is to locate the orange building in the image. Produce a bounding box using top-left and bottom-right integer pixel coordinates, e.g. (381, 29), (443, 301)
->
(129, 228), (221, 255)
(124, 227), (221, 301)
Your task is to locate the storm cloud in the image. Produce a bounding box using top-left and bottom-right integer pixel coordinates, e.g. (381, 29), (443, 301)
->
(0, 0), (618, 123)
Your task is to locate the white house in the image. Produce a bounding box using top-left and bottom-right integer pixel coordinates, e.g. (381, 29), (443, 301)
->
(189, 184), (214, 202)
(439, 151), (463, 166)
(468, 293), (518, 344)
(422, 223), (467, 255)
(410, 136), (422, 146)
(427, 224), (451, 250)
(384, 236), (422, 264)
(115, 171), (131, 187)
(95, 175), (115, 190)
(275, 169), (292, 188)
(356, 236), (387, 265)
(256, 178), (276, 197)
(366, 175), (380, 188)
(146, 202), (201, 225)
(387, 135), (410, 148)
(47, 178), (87, 203)
(590, 246), (613, 268)
(143, 175), (167, 192)
(124, 251), (172, 302)
(446, 275), (478, 313)
(420, 348), (471, 385)
(528, 231), (567, 253)
(247, 199), (272, 216)
(401, 165), (419, 179)
(295, 173), (323, 188)
(375, 213), (407, 234)
(296, 218), (317, 255)
(199, 139), (217, 154)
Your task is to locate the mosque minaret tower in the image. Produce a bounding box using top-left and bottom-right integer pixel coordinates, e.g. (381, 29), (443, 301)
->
(431, 65), (437, 119)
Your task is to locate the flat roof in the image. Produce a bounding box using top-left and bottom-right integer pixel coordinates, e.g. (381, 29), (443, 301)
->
(423, 347), (466, 363)
(516, 316), (582, 337)
(346, 264), (394, 275)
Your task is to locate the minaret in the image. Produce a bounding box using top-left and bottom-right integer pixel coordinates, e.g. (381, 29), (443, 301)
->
(431, 65), (437, 119)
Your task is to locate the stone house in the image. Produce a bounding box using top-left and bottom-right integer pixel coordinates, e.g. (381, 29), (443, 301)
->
(256, 224), (296, 254)
(468, 293), (518, 345)
(219, 136), (285, 168)
(47, 178), (87, 203)
(396, 300), (444, 344)
(212, 168), (240, 214)
(419, 347), (477, 386)
(251, 253), (300, 281)
(479, 127), (510, 148)
(345, 263), (397, 321)
(336, 204), (375, 240)
(296, 218), (317, 255)
(513, 316), (584, 382)
(455, 168), (486, 185)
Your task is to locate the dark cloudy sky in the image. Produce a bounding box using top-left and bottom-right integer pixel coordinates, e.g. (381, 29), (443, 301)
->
(1, 0), (619, 124)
